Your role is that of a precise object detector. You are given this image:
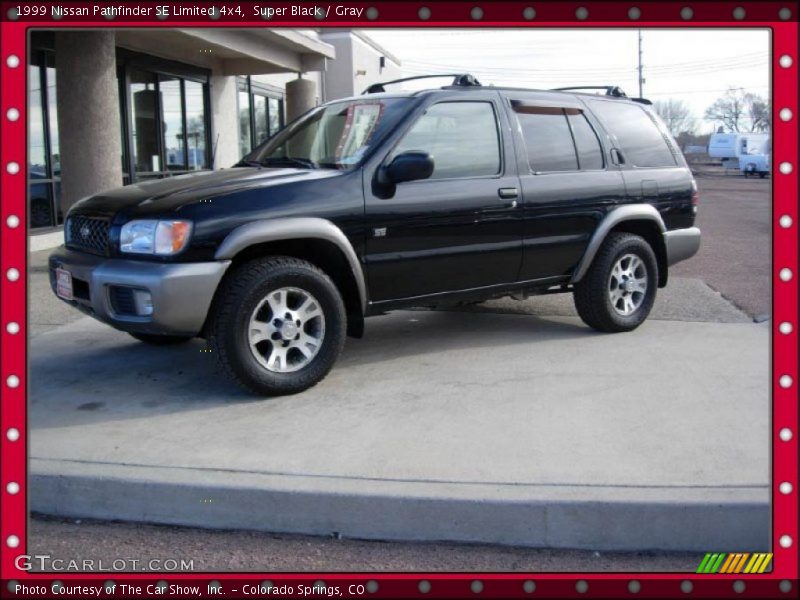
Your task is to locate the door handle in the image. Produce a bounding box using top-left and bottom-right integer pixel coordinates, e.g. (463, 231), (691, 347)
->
(498, 187), (519, 199)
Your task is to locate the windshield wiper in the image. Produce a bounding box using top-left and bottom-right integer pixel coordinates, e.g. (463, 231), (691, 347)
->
(235, 160), (264, 168)
(260, 157), (318, 169)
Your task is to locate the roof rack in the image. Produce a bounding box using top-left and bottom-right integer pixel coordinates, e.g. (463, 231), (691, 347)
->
(363, 74), (481, 94)
(552, 85), (652, 105)
(552, 85), (629, 97)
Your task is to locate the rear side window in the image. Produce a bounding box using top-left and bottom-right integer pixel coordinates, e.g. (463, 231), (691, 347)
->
(568, 112), (604, 170)
(393, 101), (500, 180)
(589, 100), (677, 168)
(512, 106), (605, 172)
(514, 107), (578, 172)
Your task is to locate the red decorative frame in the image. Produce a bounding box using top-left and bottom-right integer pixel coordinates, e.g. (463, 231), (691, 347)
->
(0, 1), (797, 598)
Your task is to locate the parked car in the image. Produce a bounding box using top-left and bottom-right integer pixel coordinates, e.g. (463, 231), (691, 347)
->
(50, 75), (701, 395)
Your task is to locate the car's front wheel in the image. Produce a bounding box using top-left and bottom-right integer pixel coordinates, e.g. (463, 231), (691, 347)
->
(209, 256), (346, 396)
(573, 232), (658, 332)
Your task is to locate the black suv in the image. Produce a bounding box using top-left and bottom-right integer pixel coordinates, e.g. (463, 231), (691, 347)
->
(50, 75), (700, 395)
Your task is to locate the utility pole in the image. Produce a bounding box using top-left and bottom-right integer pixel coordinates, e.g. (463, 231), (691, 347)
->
(637, 29), (644, 98)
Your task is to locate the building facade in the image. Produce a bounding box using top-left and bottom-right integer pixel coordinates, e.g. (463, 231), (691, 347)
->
(319, 30), (402, 99)
(28, 29), (339, 235)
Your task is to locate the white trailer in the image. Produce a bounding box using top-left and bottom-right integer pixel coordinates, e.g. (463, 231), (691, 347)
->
(708, 132), (770, 171)
(740, 136), (771, 178)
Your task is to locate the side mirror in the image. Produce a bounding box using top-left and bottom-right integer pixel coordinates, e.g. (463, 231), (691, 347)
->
(383, 151), (434, 184)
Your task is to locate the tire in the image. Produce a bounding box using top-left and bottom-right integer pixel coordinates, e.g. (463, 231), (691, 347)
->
(209, 256), (346, 396)
(573, 232), (658, 333)
(129, 332), (193, 345)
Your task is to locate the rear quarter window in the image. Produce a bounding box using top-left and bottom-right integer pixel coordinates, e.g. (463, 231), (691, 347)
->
(589, 100), (677, 168)
(511, 105), (605, 172)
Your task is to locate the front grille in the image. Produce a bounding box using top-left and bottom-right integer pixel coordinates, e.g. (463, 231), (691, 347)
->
(109, 286), (136, 316)
(66, 215), (110, 255)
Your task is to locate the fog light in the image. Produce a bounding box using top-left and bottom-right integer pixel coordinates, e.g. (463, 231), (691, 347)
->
(132, 290), (153, 316)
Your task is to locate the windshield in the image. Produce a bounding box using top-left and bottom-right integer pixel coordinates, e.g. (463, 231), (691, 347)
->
(238, 97), (413, 170)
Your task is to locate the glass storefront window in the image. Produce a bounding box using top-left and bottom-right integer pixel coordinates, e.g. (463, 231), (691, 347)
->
(239, 90), (251, 157)
(130, 69), (159, 174)
(268, 97), (281, 136)
(46, 66), (60, 177)
(28, 51), (61, 229)
(237, 78), (285, 158)
(161, 76), (185, 171)
(28, 64), (47, 178)
(184, 80), (207, 170)
(254, 94), (268, 148)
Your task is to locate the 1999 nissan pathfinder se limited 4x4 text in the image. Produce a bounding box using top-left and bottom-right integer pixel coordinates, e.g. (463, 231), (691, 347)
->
(50, 75), (701, 395)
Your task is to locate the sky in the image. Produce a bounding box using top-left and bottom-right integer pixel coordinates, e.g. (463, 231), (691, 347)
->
(361, 29), (770, 134)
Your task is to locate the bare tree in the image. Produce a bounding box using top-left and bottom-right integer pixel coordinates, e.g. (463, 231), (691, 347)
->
(705, 88), (770, 133)
(653, 99), (696, 137)
(745, 94), (770, 132)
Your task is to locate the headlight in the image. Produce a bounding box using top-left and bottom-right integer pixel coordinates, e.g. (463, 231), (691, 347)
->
(120, 220), (192, 255)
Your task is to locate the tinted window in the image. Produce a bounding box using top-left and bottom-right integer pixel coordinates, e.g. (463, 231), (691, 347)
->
(568, 113), (604, 170)
(589, 100), (676, 168)
(393, 102), (500, 179)
(514, 108), (577, 172)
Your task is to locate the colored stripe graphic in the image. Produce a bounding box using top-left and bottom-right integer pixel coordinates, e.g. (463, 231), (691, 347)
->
(758, 553), (773, 573)
(711, 553), (727, 573)
(700, 552), (774, 574)
(744, 554), (760, 573)
(732, 553), (750, 573)
(696, 553), (713, 573)
(720, 553), (736, 573)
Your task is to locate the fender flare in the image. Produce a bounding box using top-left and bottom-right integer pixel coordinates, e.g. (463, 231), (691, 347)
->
(570, 204), (666, 284)
(214, 217), (367, 313)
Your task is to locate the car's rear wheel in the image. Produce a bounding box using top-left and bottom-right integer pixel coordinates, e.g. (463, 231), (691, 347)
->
(209, 256), (346, 396)
(129, 332), (193, 345)
(573, 232), (658, 332)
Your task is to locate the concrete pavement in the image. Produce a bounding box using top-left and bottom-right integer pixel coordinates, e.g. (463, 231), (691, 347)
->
(29, 308), (769, 551)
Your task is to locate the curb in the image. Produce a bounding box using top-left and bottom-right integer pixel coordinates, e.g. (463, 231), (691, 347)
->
(30, 459), (770, 552)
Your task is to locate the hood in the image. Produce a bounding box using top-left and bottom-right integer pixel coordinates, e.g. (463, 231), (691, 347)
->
(70, 167), (343, 219)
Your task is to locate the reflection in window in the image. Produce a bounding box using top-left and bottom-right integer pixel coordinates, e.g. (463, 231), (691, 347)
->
(130, 69), (159, 174)
(393, 102), (500, 180)
(239, 91), (251, 157)
(28, 51), (62, 229)
(254, 95), (268, 147)
(29, 183), (53, 229)
(237, 78), (285, 158)
(515, 108), (578, 172)
(161, 76), (185, 171)
(568, 112), (604, 170)
(46, 66), (60, 176)
(268, 97), (281, 136)
(29, 64), (47, 177)
(184, 80), (207, 169)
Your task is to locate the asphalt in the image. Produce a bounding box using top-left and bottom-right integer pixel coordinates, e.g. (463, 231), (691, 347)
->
(28, 516), (705, 572)
(671, 170), (771, 319)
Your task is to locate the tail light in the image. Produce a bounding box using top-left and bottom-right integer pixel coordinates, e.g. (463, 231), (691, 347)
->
(691, 179), (700, 211)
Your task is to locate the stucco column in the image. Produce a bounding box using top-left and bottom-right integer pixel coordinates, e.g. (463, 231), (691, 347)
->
(285, 76), (317, 122)
(55, 31), (123, 212)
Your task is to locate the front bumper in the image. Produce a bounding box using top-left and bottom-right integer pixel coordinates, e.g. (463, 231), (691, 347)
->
(664, 227), (701, 266)
(49, 246), (231, 336)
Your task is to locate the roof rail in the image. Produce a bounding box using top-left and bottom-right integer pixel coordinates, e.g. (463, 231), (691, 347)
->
(363, 73), (481, 94)
(552, 85), (629, 97)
